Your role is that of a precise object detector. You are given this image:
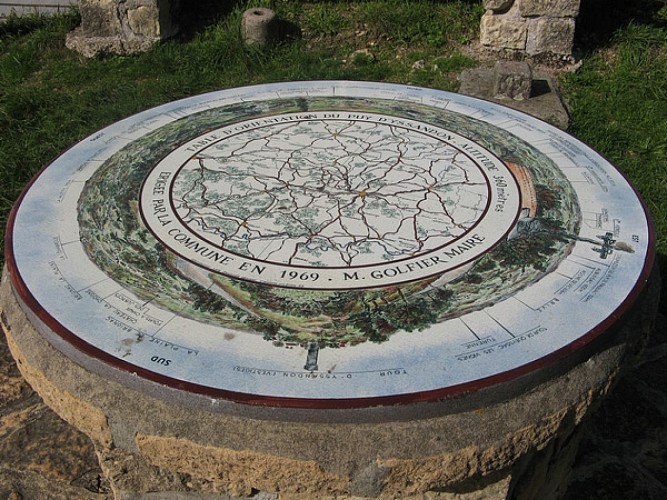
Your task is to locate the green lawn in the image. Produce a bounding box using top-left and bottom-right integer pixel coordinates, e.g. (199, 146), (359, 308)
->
(0, 0), (665, 313)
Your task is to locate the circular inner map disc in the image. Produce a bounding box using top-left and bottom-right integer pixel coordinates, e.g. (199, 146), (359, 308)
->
(6, 81), (654, 409)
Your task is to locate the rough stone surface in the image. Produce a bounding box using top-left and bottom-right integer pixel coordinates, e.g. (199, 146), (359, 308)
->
(96, 446), (221, 499)
(0, 468), (106, 500)
(484, 0), (515, 12)
(493, 60), (533, 100)
(526, 17), (577, 56)
(66, 0), (178, 57)
(79, 0), (121, 37)
(4, 320), (113, 449)
(458, 64), (570, 129)
(0, 301), (108, 498)
(241, 8), (278, 47)
(519, 0), (580, 18)
(136, 434), (349, 497)
(127, 5), (160, 38)
(480, 11), (528, 50)
(480, 0), (580, 58)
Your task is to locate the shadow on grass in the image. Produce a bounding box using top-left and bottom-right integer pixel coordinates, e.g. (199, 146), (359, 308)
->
(0, 9), (79, 39)
(176, 0), (302, 44)
(657, 253), (667, 315)
(176, 0), (244, 40)
(576, 0), (667, 52)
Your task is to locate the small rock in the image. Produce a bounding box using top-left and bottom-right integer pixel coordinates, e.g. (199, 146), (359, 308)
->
(350, 49), (375, 63)
(493, 60), (532, 100)
(411, 59), (426, 70)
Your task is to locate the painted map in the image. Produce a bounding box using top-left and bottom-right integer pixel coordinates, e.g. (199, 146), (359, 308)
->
(173, 118), (489, 267)
(78, 96), (579, 348)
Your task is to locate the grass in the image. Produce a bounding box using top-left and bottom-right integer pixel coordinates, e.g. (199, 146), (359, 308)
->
(0, 1), (481, 243)
(0, 0), (665, 313)
(563, 24), (666, 226)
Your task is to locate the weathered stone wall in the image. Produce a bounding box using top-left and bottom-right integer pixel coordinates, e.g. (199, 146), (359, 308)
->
(66, 0), (179, 57)
(480, 0), (581, 58)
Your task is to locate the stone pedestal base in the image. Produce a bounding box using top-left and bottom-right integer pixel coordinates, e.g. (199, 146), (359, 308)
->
(0, 266), (660, 498)
(65, 0), (178, 57)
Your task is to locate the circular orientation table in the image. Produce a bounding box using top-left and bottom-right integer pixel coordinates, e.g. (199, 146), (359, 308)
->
(2, 81), (657, 498)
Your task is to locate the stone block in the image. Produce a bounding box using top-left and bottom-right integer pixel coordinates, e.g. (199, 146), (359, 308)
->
(526, 17), (576, 56)
(241, 8), (278, 47)
(68, 0), (178, 57)
(519, 0), (580, 18)
(493, 60), (533, 100)
(127, 5), (161, 39)
(480, 11), (528, 50)
(483, 0), (515, 12)
(79, 0), (121, 37)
